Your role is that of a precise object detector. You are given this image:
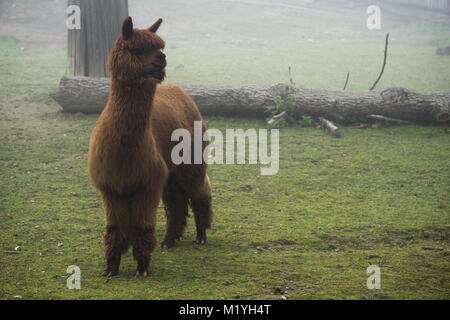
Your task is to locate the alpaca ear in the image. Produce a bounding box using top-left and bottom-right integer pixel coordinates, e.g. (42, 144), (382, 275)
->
(148, 18), (163, 33)
(122, 16), (133, 40)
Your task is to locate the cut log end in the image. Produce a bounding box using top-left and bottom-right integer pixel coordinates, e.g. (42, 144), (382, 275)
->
(436, 111), (450, 123)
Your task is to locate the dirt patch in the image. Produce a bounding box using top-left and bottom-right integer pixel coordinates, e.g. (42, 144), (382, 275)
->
(0, 93), (62, 122)
(251, 239), (298, 251)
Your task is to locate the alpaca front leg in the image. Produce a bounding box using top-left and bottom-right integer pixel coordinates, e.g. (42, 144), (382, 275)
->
(129, 188), (160, 277)
(101, 193), (130, 277)
(103, 226), (127, 277)
(130, 227), (156, 276)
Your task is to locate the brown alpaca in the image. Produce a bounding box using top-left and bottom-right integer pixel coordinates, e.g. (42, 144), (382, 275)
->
(88, 17), (213, 277)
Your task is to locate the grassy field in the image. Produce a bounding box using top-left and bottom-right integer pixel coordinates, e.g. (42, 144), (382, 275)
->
(0, 0), (449, 300)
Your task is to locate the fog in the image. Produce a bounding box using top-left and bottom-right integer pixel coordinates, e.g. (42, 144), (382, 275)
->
(1, 0), (449, 50)
(1, 0), (449, 301)
(0, 0), (449, 90)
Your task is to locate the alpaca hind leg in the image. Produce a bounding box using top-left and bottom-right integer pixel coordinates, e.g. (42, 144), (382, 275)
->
(129, 188), (159, 277)
(189, 175), (214, 244)
(161, 174), (189, 249)
(101, 194), (130, 277)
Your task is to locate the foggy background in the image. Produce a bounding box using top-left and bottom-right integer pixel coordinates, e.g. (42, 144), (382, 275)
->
(0, 0), (449, 90)
(1, 0), (449, 48)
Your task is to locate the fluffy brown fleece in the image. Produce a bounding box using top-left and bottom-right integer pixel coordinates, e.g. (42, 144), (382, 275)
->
(88, 17), (213, 277)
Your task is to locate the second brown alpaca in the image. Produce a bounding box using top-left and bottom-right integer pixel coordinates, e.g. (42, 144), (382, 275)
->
(88, 17), (213, 277)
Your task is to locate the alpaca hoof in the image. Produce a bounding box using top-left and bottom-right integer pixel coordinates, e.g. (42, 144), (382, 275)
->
(102, 269), (119, 277)
(197, 230), (206, 244)
(161, 238), (175, 249)
(135, 269), (149, 277)
(196, 227), (207, 244)
(135, 260), (150, 277)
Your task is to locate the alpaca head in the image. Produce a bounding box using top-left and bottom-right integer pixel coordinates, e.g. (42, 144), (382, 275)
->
(108, 16), (166, 84)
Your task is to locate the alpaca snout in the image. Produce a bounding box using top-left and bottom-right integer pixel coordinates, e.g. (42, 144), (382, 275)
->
(153, 52), (166, 69)
(156, 51), (166, 65)
(159, 54), (167, 68)
(158, 51), (166, 60)
(151, 58), (166, 71)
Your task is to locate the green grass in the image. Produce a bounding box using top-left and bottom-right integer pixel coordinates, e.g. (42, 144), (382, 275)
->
(0, 35), (66, 95)
(1, 115), (449, 299)
(0, 0), (449, 300)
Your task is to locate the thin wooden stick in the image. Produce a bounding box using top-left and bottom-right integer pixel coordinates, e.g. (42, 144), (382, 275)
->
(4, 251), (22, 254)
(288, 66), (295, 87)
(367, 114), (411, 125)
(267, 111), (297, 127)
(370, 33), (389, 91)
(343, 72), (350, 90)
(318, 117), (341, 137)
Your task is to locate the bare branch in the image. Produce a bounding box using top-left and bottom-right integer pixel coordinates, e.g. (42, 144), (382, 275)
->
(343, 72), (350, 90)
(288, 66), (295, 87)
(370, 33), (389, 91)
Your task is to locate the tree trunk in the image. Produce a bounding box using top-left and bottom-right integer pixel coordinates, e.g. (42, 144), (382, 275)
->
(66, 0), (128, 77)
(51, 75), (450, 124)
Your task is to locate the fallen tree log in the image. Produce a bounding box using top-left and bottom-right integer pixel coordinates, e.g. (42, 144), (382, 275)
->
(51, 75), (450, 124)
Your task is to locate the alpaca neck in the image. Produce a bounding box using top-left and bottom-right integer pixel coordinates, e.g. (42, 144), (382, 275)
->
(108, 79), (157, 147)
